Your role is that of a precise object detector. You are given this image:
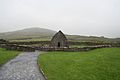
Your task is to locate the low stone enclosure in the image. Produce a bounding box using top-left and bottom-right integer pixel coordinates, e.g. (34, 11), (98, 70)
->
(0, 43), (112, 52)
(35, 45), (112, 52)
(0, 44), (35, 52)
(0, 39), (119, 52)
(0, 30), (120, 52)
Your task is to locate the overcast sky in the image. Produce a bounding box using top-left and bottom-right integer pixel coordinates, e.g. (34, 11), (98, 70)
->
(0, 0), (120, 38)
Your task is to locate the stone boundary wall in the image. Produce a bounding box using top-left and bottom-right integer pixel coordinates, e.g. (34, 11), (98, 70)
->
(9, 41), (50, 45)
(8, 41), (113, 45)
(0, 44), (35, 52)
(35, 45), (111, 52)
(2, 40), (120, 47)
(0, 39), (119, 52)
(0, 43), (115, 52)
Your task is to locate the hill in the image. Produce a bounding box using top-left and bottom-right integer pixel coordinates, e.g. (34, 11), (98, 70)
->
(0, 27), (56, 40)
(0, 27), (119, 43)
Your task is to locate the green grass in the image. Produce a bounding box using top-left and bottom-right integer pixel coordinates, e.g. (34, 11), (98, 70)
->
(38, 48), (120, 80)
(0, 48), (20, 66)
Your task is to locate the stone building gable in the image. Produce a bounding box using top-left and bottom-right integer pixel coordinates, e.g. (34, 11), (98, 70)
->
(50, 30), (69, 48)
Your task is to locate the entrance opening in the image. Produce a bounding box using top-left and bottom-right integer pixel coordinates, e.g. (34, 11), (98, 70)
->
(58, 42), (60, 47)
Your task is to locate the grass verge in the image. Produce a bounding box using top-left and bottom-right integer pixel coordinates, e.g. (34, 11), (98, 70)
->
(0, 48), (20, 66)
(38, 48), (120, 80)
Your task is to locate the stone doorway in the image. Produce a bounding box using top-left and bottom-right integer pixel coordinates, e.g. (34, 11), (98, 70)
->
(58, 42), (60, 47)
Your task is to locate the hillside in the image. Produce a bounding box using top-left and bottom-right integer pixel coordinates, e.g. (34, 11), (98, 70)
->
(0, 27), (119, 43)
(66, 35), (120, 43)
(0, 28), (56, 40)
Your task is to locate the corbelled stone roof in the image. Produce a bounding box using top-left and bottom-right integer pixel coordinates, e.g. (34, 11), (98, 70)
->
(50, 30), (69, 48)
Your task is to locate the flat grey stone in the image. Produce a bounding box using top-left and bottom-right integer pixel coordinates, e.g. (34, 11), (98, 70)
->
(0, 51), (45, 80)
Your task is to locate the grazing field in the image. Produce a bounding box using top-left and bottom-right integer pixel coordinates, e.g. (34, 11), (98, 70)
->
(0, 48), (19, 66)
(38, 48), (120, 80)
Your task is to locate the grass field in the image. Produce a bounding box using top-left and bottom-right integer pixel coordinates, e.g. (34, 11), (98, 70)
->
(38, 48), (120, 80)
(0, 48), (20, 66)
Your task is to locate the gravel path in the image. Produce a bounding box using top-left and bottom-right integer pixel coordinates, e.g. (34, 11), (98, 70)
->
(0, 51), (46, 80)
